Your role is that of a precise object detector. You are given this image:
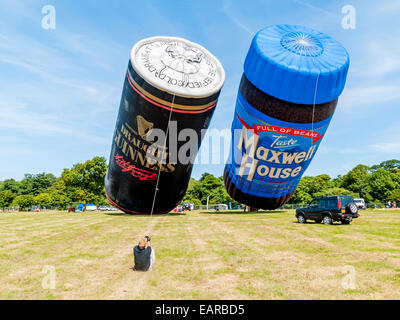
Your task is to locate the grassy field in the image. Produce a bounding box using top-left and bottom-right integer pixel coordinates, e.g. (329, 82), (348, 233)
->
(0, 209), (399, 300)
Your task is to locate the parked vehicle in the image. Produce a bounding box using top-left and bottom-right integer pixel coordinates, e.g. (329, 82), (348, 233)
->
(214, 204), (228, 211)
(98, 205), (117, 211)
(295, 196), (359, 225)
(354, 198), (366, 210)
(85, 204), (97, 211)
(181, 202), (193, 211)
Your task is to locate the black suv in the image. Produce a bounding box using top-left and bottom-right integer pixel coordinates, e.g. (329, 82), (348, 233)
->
(295, 196), (359, 225)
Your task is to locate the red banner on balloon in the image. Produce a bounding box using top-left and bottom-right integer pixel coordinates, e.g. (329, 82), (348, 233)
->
(236, 113), (324, 143)
(253, 124), (324, 143)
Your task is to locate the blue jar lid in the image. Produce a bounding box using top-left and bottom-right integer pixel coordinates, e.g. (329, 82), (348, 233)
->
(244, 25), (350, 104)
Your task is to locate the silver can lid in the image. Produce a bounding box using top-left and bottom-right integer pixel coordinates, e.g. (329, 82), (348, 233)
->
(130, 36), (226, 98)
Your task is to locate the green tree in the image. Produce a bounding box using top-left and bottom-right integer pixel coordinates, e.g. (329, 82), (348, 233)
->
(12, 195), (35, 210)
(339, 164), (373, 202)
(198, 175), (238, 205)
(199, 172), (213, 181)
(314, 187), (359, 198)
(289, 175), (332, 203)
(74, 189), (99, 205)
(289, 179), (313, 204)
(370, 168), (396, 201)
(199, 173), (222, 204)
(0, 190), (16, 209)
(389, 189), (400, 202)
(49, 192), (70, 210)
(207, 185), (235, 204)
(34, 193), (51, 207)
(19, 173), (56, 196)
(96, 195), (109, 206)
(371, 159), (400, 171)
(290, 174), (358, 204)
(389, 169), (400, 188)
(308, 174), (333, 195)
(184, 178), (203, 202)
(189, 198), (202, 206)
(0, 179), (21, 194)
(60, 157), (108, 203)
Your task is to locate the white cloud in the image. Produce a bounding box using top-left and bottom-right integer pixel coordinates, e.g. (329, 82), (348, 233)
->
(356, 41), (400, 78)
(0, 104), (109, 145)
(369, 142), (400, 154)
(292, 0), (339, 19)
(0, 32), (119, 95)
(221, 0), (253, 34)
(340, 85), (400, 109)
(318, 146), (365, 155)
(376, 2), (400, 13)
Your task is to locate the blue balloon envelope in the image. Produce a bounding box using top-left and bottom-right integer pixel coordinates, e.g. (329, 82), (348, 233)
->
(224, 25), (350, 209)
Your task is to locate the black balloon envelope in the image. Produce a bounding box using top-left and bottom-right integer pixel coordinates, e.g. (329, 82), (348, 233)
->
(105, 36), (225, 214)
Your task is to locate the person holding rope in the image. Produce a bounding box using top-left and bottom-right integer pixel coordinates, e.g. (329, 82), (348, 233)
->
(133, 236), (155, 271)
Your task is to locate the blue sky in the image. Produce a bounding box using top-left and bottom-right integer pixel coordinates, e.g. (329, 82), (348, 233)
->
(0, 0), (399, 181)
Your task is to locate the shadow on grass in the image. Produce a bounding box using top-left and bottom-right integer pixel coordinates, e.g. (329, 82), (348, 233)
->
(291, 221), (352, 226)
(167, 212), (187, 216)
(103, 211), (186, 217)
(200, 210), (285, 215)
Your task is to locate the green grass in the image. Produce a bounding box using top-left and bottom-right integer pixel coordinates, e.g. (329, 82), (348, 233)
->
(0, 209), (399, 299)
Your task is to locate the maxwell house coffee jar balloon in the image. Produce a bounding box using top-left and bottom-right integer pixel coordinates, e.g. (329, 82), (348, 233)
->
(105, 36), (225, 214)
(224, 25), (349, 210)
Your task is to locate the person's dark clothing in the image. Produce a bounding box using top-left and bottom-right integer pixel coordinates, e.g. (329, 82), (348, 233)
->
(133, 245), (152, 271)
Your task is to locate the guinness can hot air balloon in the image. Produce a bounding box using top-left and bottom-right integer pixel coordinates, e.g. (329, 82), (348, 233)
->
(224, 25), (349, 210)
(105, 36), (225, 214)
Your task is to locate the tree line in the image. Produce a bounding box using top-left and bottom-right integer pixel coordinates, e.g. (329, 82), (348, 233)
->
(0, 157), (108, 210)
(288, 160), (400, 204)
(0, 158), (399, 210)
(181, 160), (400, 206)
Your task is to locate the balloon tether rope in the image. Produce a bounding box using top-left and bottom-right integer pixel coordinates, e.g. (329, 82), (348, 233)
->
(311, 72), (320, 146)
(149, 94), (175, 219)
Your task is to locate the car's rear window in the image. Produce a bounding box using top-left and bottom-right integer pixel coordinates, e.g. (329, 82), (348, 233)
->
(340, 196), (354, 206)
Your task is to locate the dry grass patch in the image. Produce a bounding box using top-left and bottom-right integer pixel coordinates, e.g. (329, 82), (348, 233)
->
(0, 209), (399, 299)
